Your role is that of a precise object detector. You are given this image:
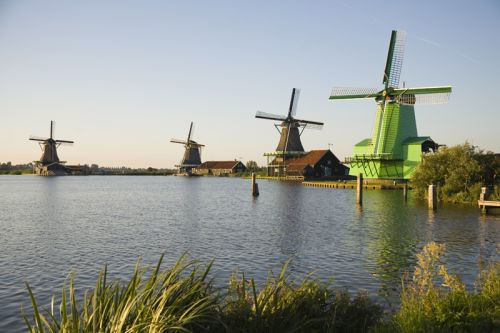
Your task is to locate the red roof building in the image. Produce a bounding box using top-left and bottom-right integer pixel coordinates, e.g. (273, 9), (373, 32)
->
(285, 150), (349, 179)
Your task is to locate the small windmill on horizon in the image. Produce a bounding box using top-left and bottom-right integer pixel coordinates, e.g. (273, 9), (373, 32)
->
(170, 122), (204, 175)
(29, 120), (74, 176)
(256, 88), (324, 176)
(329, 30), (452, 180)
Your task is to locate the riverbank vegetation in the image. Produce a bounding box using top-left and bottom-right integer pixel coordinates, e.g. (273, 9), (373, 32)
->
(23, 243), (499, 332)
(411, 143), (499, 203)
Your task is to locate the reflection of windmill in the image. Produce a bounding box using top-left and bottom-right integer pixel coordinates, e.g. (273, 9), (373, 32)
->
(170, 122), (204, 174)
(256, 88), (324, 176)
(29, 120), (74, 176)
(330, 30), (452, 180)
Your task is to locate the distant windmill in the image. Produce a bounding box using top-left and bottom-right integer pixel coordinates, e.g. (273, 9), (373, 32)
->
(329, 30), (452, 180)
(29, 120), (74, 176)
(256, 88), (324, 176)
(170, 122), (204, 174)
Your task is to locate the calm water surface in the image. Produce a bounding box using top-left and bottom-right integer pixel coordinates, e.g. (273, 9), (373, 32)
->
(0, 175), (499, 332)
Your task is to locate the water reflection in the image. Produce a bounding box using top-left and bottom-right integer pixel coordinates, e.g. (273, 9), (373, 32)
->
(363, 191), (417, 302)
(275, 183), (304, 258)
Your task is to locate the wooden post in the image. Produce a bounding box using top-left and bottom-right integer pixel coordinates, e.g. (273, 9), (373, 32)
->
(251, 173), (259, 197)
(403, 183), (408, 201)
(479, 187), (489, 213)
(356, 173), (363, 205)
(428, 184), (436, 210)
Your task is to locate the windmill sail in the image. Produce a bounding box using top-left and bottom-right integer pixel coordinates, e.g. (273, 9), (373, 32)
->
(383, 30), (406, 88)
(330, 87), (381, 100)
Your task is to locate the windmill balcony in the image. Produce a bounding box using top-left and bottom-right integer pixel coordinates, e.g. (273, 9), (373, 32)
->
(345, 153), (403, 163)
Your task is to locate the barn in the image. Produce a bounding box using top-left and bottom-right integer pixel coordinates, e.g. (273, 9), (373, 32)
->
(195, 161), (246, 176)
(286, 150), (349, 179)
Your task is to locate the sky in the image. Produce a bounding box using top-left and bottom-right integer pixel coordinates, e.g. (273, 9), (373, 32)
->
(0, 0), (499, 168)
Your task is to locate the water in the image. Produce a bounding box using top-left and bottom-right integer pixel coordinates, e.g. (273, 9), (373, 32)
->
(0, 175), (499, 332)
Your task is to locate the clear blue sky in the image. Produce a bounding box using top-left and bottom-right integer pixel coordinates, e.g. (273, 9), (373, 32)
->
(1, 0), (499, 168)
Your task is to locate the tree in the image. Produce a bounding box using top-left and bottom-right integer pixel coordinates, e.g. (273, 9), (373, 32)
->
(411, 143), (498, 203)
(245, 160), (259, 172)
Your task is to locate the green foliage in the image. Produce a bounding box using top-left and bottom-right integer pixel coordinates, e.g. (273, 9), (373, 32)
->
(24, 257), (382, 333)
(24, 254), (222, 332)
(222, 263), (381, 332)
(23, 245), (500, 332)
(411, 143), (499, 203)
(386, 242), (500, 333)
(245, 161), (259, 172)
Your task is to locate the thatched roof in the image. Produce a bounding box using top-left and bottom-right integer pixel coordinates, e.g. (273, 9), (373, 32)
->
(197, 161), (243, 170)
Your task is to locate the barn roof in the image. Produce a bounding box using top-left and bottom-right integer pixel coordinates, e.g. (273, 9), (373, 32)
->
(197, 161), (242, 169)
(288, 150), (339, 166)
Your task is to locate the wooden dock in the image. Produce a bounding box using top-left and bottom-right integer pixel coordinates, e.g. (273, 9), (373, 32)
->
(478, 200), (500, 212)
(302, 181), (408, 190)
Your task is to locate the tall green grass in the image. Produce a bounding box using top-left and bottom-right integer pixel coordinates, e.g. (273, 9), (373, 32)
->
(383, 242), (500, 332)
(23, 244), (499, 332)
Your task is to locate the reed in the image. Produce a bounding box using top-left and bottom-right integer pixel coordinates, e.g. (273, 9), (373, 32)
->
(384, 242), (500, 332)
(23, 244), (499, 332)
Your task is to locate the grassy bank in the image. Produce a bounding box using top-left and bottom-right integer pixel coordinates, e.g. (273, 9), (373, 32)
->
(0, 169), (33, 175)
(24, 243), (499, 332)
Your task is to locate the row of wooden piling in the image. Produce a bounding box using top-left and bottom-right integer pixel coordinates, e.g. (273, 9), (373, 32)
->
(251, 174), (496, 214)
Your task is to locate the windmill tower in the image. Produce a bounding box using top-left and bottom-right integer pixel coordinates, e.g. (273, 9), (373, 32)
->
(170, 122), (204, 174)
(329, 30), (452, 180)
(29, 121), (74, 176)
(256, 88), (324, 176)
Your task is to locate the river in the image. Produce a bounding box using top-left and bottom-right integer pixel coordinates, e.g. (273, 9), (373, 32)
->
(0, 175), (498, 332)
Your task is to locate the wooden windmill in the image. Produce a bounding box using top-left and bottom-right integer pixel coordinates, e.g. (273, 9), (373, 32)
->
(256, 88), (324, 176)
(170, 122), (204, 174)
(329, 30), (452, 180)
(29, 121), (74, 176)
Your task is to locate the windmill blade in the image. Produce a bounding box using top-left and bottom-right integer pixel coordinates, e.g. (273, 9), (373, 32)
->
(288, 88), (300, 117)
(170, 139), (188, 144)
(187, 122), (194, 142)
(300, 122), (324, 130)
(329, 87), (381, 100)
(255, 111), (287, 122)
(398, 92), (451, 105)
(50, 120), (56, 139)
(189, 142), (205, 147)
(56, 139), (74, 144)
(383, 30), (406, 88)
(392, 86), (452, 95)
(294, 118), (324, 126)
(57, 141), (74, 146)
(29, 136), (48, 141)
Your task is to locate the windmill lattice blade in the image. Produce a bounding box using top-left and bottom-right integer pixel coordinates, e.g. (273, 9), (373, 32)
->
(56, 140), (74, 143)
(186, 122), (194, 142)
(398, 92), (451, 105)
(290, 88), (300, 117)
(255, 111), (287, 121)
(329, 87), (381, 100)
(393, 86), (452, 95)
(51, 121), (56, 139)
(58, 141), (74, 146)
(383, 30), (406, 88)
(29, 136), (48, 141)
(294, 118), (324, 126)
(300, 123), (324, 130)
(170, 139), (188, 144)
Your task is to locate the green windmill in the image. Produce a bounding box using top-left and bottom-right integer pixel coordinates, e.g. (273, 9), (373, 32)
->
(330, 30), (452, 180)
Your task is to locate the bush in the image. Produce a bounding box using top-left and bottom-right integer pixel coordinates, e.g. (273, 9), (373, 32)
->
(388, 242), (500, 332)
(24, 257), (382, 333)
(411, 143), (499, 203)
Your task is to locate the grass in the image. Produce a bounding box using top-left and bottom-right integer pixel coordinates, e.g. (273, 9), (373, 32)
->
(23, 244), (499, 332)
